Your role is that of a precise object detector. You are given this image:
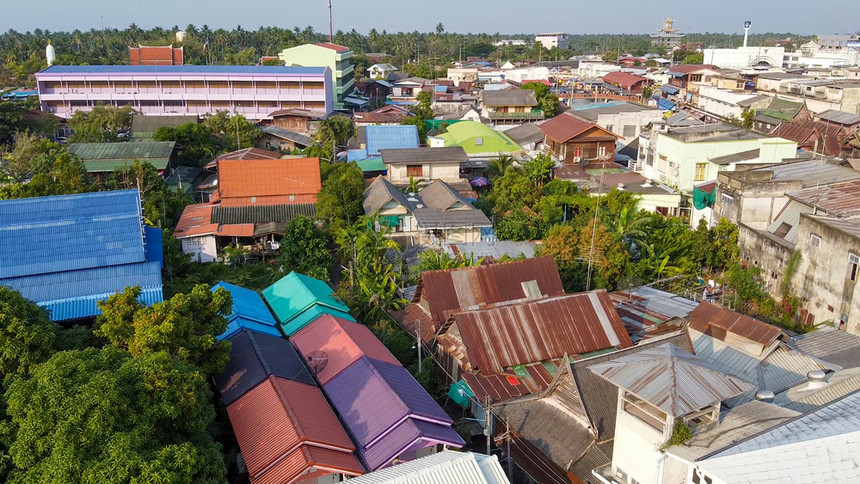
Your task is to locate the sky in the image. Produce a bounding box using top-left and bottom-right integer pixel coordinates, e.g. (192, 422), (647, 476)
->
(2, 0), (855, 36)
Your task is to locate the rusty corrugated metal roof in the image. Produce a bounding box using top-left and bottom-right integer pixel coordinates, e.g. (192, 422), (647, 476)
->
(788, 179), (860, 218)
(453, 290), (633, 374)
(418, 256), (564, 331)
(688, 301), (784, 351)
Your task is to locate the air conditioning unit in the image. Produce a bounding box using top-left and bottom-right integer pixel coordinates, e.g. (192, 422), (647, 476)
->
(573, 156), (582, 163)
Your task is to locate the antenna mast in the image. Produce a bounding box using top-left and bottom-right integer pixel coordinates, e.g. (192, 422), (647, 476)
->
(328, 0), (333, 43)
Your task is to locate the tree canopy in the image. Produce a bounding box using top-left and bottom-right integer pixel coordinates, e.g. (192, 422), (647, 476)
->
(278, 216), (333, 282)
(0, 288), (58, 388)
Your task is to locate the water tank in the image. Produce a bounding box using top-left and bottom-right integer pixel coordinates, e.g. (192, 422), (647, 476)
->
(46, 42), (56, 66)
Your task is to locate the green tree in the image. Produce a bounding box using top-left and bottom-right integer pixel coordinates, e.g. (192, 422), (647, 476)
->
(5, 347), (226, 483)
(108, 160), (191, 228)
(410, 91), (435, 120)
(522, 81), (560, 117)
(68, 105), (135, 143)
(278, 216), (333, 282)
(0, 151), (93, 200)
(202, 111), (261, 152)
(484, 154), (522, 180)
(400, 116), (429, 145)
(316, 161), (365, 226)
(153, 123), (219, 166)
(318, 115), (355, 155)
(0, 288), (58, 387)
(2, 132), (64, 180)
(495, 208), (547, 241)
(415, 250), (483, 273)
(521, 153), (555, 189)
(485, 172), (540, 214)
(95, 285), (232, 376)
(682, 52), (705, 65)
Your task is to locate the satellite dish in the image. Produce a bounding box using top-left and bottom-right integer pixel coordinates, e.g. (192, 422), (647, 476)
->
(744, 21), (752, 29)
(306, 351), (329, 376)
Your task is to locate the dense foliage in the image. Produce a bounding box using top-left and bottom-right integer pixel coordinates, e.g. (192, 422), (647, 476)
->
(278, 216), (333, 282)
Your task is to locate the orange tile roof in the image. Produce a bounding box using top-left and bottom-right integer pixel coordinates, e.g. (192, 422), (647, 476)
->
(316, 42), (351, 53)
(174, 203), (217, 238)
(216, 147), (282, 161)
(217, 158), (321, 206)
(215, 224), (255, 237)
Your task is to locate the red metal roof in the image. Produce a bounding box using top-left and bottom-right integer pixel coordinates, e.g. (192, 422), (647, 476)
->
(418, 256), (565, 329)
(316, 42), (351, 53)
(226, 376), (363, 483)
(453, 290), (633, 374)
(215, 223), (256, 237)
(216, 147), (282, 161)
(539, 113), (619, 143)
(789, 179), (860, 217)
(290, 314), (402, 385)
(773, 120), (842, 156)
(688, 301), (784, 347)
(217, 158), (321, 206)
(602, 71), (648, 90)
(174, 203), (216, 238)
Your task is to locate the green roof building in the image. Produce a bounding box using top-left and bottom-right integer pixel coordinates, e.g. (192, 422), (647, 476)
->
(435, 121), (521, 155)
(130, 114), (199, 140)
(67, 140), (177, 174)
(262, 271), (355, 336)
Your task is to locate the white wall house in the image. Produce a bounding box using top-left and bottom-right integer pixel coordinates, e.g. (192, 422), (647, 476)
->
(695, 86), (772, 119)
(367, 63), (399, 80)
(703, 46), (785, 69)
(535, 33), (568, 50)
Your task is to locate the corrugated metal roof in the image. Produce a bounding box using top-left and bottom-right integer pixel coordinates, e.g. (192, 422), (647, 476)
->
(290, 314), (402, 385)
(217, 158), (320, 206)
(39, 65), (326, 75)
(788, 179), (860, 218)
(688, 301), (784, 353)
(365, 125), (419, 155)
(210, 203), (316, 225)
(417, 256), (565, 330)
(710, 148), (760, 166)
(214, 329), (316, 405)
(816, 109), (860, 126)
(379, 146), (468, 165)
(225, 376), (363, 483)
(346, 450), (509, 484)
(788, 327), (860, 369)
(775, 367), (860, 413)
(323, 356), (463, 470)
(260, 125), (314, 147)
(453, 290), (633, 374)
(588, 343), (756, 417)
(263, 272), (352, 329)
(67, 141), (175, 162)
(212, 282), (279, 340)
(481, 89), (538, 107)
(698, 391), (860, 483)
(539, 113), (614, 143)
(0, 190), (145, 279)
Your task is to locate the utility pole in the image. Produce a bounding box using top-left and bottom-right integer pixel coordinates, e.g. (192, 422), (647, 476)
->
(506, 421), (513, 480)
(485, 396), (492, 455)
(416, 320), (422, 372)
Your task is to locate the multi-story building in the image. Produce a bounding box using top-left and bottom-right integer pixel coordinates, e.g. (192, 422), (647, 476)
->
(277, 42), (355, 109)
(534, 32), (568, 50)
(649, 15), (685, 49)
(35, 65), (332, 120)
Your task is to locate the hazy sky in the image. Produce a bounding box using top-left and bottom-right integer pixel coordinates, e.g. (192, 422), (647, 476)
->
(2, 0), (854, 36)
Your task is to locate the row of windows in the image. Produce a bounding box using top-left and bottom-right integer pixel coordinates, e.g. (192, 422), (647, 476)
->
(42, 80), (324, 90)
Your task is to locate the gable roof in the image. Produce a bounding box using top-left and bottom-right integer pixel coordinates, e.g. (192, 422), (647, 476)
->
(323, 356), (464, 470)
(788, 327), (860, 369)
(262, 271), (354, 335)
(816, 109), (860, 126)
(362, 175), (413, 213)
(539, 113), (619, 143)
(588, 343), (756, 417)
(481, 89), (538, 107)
(214, 329), (315, 405)
(290, 314), (402, 385)
(602, 71), (648, 89)
(365, 125), (420, 155)
(226, 376), (363, 483)
(315, 42), (351, 53)
(688, 301), (784, 354)
(379, 146), (468, 165)
(453, 290), (633, 374)
(260, 125), (314, 147)
(760, 97), (804, 121)
(67, 141), (175, 172)
(212, 282), (280, 340)
(217, 158), (321, 206)
(773, 119), (842, 156)
(346, 450), (508, 484)
(503, 123), (545, 146)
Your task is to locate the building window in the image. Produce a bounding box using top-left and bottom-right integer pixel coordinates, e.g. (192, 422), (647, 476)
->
(574, 147), (583, 158)
(598, 145), (607, 157)
(850, 253), (859, 281)
(810, 234), (821, 246)
(605, 124), (614, 133)
(621, 391), (666, 431)
(475, 137), (483, 146)
(406, 165), (423, 177)
(694, 163), (707, 181)
(623, 125), (637, 138)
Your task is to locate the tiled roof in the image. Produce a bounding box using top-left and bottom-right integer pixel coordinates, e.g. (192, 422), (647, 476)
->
(588, 343), (756, 417)
(290, 314), (402, 385)
(452, 290), (633, 374)
(345, 450), (508, 484)
(539, 113), (617, 143)
(323, 356), (464, 470)
(315, 42), (351, 53)
(217, 158), (321, 206)
(602, 71), (648, 90)
(210, 203), (316, 225)
(365, 125), (420, 155)
(226, 376), (363, 483)
(211, 282), (280, 340)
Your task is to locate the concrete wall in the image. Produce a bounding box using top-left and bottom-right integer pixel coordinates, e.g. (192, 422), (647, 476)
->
(181, 235), (217, 263)
(793, 214), (860, 333)
(595, 110), (666, 146)
(714, 172), (802, 229)
(612, 407), (667, 484)
(387, 163), (461, 184)
(278, 44), (353, 108)
(738, 223), (794, 296)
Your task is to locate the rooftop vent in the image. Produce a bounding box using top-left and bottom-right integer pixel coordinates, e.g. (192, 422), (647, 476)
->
(755, 390), (775, 403)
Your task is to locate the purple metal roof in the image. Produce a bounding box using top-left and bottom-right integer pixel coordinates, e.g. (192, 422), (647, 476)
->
(323, 356), (463, 470)
(214, 329), (315, 405)
(361, 418), (466, 471)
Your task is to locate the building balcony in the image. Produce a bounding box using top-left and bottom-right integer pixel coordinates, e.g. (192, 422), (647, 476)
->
(488, 111), (545, 120)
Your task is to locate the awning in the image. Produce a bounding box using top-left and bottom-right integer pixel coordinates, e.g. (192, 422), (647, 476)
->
(657, 98), (676, 110)
(356, 156), (386, 173)
(448, 379), (475, 408)
(660, 85), (680, 95)
(378, 215), (400, 227)
(693, 184), (717, 210)
(344, 96), (369, 108)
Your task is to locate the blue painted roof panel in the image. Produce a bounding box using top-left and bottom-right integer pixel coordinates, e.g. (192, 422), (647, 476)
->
(219, 318), (282, 341)
(211, 281), (278, 338)
(347, 149), (369, 162)
(280, 305), (356, 336)
(38, 65), (327, 75)
(365, 125), (419, 155)
(0, 190), (145, 278)
(38, 286), (163, 322)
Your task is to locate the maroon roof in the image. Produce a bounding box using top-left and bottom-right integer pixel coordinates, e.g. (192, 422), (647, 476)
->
(539, 114), (620, 143)
(688, 301), (784, 347)
(316, 42), (351, 53)
(453, 290), (634, 374)
(226, 376), (363, 483)
(603, 71), (648, 90)
(773, 120), (842, 156)
(417, 256), (565, 329)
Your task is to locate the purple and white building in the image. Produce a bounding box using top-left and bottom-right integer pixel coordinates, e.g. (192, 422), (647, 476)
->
(35, 65), (333, 120)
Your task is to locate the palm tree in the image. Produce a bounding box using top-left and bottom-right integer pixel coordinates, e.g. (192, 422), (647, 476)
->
(485, 154), (523, 180)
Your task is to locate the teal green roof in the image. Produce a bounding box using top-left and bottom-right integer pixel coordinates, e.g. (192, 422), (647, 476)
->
(437, 121), (521, 154)
(68, 141), (176, 173)
(356, 156), (386, 172)
(761, 98), (803, 121)
(262, 271), (353, 334)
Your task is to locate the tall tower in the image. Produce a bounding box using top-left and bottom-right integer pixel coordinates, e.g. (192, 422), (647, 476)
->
(743, 21), (752, 48)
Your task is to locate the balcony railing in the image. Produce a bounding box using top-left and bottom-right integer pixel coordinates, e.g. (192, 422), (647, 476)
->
(488, 111), (545, 120)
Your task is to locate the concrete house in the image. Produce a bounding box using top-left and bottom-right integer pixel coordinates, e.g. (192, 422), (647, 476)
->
(695, 86), (772, 120)
(366, 63), (398, 80)
(277, 42), (355, 109)
(379, 146), (468, 185)
(480, 89), (543, 124)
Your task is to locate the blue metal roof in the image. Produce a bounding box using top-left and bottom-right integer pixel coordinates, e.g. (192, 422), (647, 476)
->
(657, 98), (676, 110)
(211, 281), (280, 340)
(38, 65), (327, 75)
(1, 89), (38, 100)
(0, 190), (145, 279)
(347, 149), (369, 162)
(365, 125), (419, 155)
(660, 85), (680, 95)
(41, 287), (163, 322)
